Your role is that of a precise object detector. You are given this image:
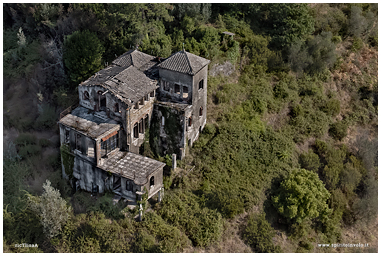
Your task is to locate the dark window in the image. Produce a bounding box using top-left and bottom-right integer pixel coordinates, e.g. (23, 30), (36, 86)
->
(183, 86), (188, 99)
(139, 98), (144, 105)
(188, 117), (192, 126)
(150, 176), (155, 186)
(145, 94), (149, 101)
(101, 133), (119, 157)
(135, 102), (139, 109)
(87, 139), (95, 158)
(134, 123), (139, 138)
(199, 79), (204, 90)
(76, 133), (81, 151)
(199, 106), (203, 116)
(175, 84), (180, 94)
(145, 114), (149, 129)
(126, 180), (133, 191)
(139, 119), (143, 133)
(83, 91), (89, 100)
(65, 129), (70, 143)
(114, 103), (119, 112)
(150, 91), (154, 97)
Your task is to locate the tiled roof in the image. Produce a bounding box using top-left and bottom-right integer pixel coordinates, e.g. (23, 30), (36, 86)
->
(99, 150), (166, 185)
(112, 49), (155, 70)
(81, 65), (157, 105)
(158, 50), (210, 75)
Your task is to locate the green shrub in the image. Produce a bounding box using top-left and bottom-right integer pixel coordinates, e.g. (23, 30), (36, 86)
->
(138, 211), (192, 253)
(329, 121), (348, 140)
(39, 138), (51, 147)
(299, 150), (321, 172)
(157, 190), (223, 247)
(18, 144), (42, 159)
(243, 213), (281, 253)
(15, 133), (38, 146)
(351, 37), (363, 52)
(322, 98), (340, 116)
(35, 104), (56, 129)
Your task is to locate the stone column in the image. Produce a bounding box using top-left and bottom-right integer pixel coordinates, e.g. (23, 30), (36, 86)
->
(139, 204), (143, 221)
(172, 153), (177, 169)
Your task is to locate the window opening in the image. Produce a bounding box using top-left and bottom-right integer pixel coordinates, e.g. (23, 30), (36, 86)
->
(175, 84), (180, 95)
(139, 98), (144, 105)
(150, 91), (154, 97)
(199, 79), (204, 90)
(126, 180), (133, 191)
(145, 114), (149, 130)
(150, 176), (155, 186)
(139, 119), (144, 133)
(76, 133), (81, 151)
(145, 94), (149, 101)
(83, 91), (89, 100)
(113, 176), (121, 191)
(101, 132), (119, 157)
(183, 86), (189, 99)
(135, 102), (139, 109)
(134, 123), (139, 138)
(188, 117), (192, 127)
(65, 129), (70, 143)
(87, 139), (95, 158)
(114, 103), (119, 112)
(199, 106), (203, 116)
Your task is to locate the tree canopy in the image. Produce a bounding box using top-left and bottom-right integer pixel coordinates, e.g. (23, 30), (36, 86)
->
(272, 169), (331, 223)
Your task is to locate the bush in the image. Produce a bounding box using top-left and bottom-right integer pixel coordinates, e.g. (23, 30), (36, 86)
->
(39, 138), (51, 147)
(299, 150), (321, 172)
(157, 190), (223, 247)
(18, 144), (42, 159)
(322, 98), (340, 116)
(35, 104), (57, 129)
(15, 133), (38, 146)
(329, 121), (348, 141)
(243, 213), (281, 253)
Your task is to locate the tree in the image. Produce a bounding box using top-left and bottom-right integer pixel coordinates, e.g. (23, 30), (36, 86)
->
(249, 3), (315, 49)
(28, 180), (72, 238)
(272, 169), (331, 223)
(63, 30), (104, 86)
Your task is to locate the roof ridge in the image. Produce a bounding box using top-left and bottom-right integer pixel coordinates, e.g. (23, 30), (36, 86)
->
(183, 50), (193, 75)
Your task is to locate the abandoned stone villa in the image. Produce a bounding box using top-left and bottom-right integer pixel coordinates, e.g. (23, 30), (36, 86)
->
(58, 49), (210, 202)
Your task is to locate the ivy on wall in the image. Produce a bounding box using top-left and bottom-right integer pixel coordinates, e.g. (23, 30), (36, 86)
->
(60, 144), (74, 179)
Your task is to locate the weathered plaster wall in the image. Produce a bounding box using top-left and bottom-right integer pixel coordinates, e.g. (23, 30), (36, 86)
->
(127, 91), (155, 154)
(158, 69), (193, 103)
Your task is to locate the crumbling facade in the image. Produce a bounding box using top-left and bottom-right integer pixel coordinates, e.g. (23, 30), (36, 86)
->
(58, 49), (209, 201)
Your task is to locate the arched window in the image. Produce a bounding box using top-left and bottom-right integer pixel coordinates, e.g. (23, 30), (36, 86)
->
(199, 106), (203, 117)
(133, 123), (139, 138)
(145, 114), (149, 129)
(83, 91), (89, 100)
(188, 117), (192, 126)
(150, 176), (155, 187)
(114, 103), (119, 112)
(198, 79), (204, 90)
(126, 180), (133, 191)
(139, 119), (144, 133)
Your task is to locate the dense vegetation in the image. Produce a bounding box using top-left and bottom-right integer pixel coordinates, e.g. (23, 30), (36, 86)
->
(3, 3), (378, 253)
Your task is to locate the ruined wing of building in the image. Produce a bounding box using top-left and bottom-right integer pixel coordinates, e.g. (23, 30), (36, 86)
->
(58, 49), (210, 202)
